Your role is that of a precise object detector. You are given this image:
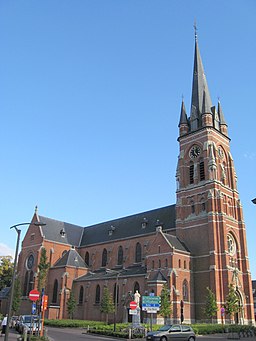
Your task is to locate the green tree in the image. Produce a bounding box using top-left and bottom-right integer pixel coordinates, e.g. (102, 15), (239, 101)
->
(37, 248), (50, 294)
(12, 278), (22, 314)
(204, 287), (218, 323)
(67, 291), (77, 319)
(100, 286), (114, 324)
(224, 283), (240, 323)
(0, 256), (13, 290)
(159, 283), (172, 324)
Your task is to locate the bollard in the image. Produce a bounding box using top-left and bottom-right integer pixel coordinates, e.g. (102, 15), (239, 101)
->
(128, 327), (132, 339)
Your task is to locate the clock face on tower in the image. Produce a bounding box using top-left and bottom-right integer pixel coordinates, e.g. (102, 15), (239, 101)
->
(189, 145), (201, 159)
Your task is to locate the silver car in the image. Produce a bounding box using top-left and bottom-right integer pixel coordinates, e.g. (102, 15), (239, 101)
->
(146, 324), (196, 341)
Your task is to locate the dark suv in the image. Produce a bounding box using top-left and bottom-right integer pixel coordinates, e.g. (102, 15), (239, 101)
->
(146, 324), (196, 341)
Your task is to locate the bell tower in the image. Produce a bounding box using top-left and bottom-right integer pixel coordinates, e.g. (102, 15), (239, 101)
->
(175, 30), (254, 323)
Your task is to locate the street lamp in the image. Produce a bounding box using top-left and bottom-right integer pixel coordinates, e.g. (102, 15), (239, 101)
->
(106, 269), (121, 332)
(4, 221), (46, 341)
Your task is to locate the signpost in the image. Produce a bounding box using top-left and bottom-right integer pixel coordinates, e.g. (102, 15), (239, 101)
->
(40, 295), (48, 336)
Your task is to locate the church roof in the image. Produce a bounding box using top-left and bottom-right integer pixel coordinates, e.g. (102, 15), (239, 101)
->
(38, 216), (84, 246)
(0, 287), (10, 299)
(164, 233), (190, 253)
(75, 265), (146, 282)
(80, 205), (176, 247)
(38, 205), (176, 248)
(53, 248), (87, 268)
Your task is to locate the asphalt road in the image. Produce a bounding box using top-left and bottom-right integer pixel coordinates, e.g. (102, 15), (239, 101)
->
(46, 326), (256, 341)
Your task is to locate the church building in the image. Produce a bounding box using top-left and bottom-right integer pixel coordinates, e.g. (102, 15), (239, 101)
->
(17, 32), (255, 324)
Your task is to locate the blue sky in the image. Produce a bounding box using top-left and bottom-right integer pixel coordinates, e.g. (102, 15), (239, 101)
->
(0, 1), (256, 279)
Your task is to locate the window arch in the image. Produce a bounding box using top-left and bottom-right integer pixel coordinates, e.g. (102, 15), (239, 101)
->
(28, 271), (34, 293)
(23, 271), (29, 296)
(191, 201), (195, 214)
(184, 260), (187, 269)
(165, 259), (168, 268)
(134, 281), (140, 294)
(95, 285), (100, 304)
(158, 259), (161, 268)
(135, 242), (142, 263)
(102, 248), (107, 267)
(199, 159), (205, 181)
(178, 259), (181, 268)
(84, 252), (89, 266)
(189, 163), (194, 184)
(117, 246), (123, 265)
(182, 280), (189, 301)
(52, 279), (58, 303)
(152, 260), (155, 269)
(79, 286), (84, 304)
(114, 283), (119, 304)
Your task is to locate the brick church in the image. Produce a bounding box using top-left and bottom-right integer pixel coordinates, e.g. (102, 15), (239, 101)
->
(17, 32), (254, 324)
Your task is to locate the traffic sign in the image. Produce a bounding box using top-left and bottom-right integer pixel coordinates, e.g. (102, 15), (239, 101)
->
(142, 295), (161, 312)
(129, 309), (138, 315)
(29, 289), (40, 301)
(129, 301), (137, 310)
(31, 302), (36, 314)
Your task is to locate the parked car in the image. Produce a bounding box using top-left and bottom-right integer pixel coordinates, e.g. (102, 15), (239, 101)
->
(17, 315), (41, 335)
(9, 316), (18, 328)
(146, 324), (196, 341)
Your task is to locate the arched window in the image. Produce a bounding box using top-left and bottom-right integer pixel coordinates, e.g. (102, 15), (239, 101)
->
(79, 286), (84, 304)
(152, 260), (155, 269)
(178, 259), (181, 268)
(28, 271), (34, 293)
(189, 163), (194, 184)
(191, 202), (195, 214)
(135, 242), (142, 263)
(102, 248), (107, 267)
(23, 271), (29, 296)
(117, 246), (123, 265)
(182, 280), (189, 301)
(134, 281), (140, 294)
(52, 279), (58, 303)
(113, 283), (119, 304)
(158, 259), (161, 268)
(199, 159), (205, 181)
(165, 259), (168, 268)
(184, 260), (187, 269)
(95, 285), (100, 304)
(84, 252), (89, 266)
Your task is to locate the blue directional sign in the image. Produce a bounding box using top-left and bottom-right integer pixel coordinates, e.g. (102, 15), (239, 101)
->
(142, 296), (161, 311)
(32, 302), (36, 314)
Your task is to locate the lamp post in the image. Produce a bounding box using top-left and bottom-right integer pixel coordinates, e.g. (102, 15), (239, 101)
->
(106, 269), (120, 332)
(4, 222), (46, 341)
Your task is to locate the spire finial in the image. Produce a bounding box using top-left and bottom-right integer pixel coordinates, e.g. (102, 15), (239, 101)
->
(194, 19), (198, 41)
(35, 205), (38, 214)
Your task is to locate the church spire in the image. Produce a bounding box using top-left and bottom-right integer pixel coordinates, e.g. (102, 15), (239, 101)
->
(190, 28), (212, 130)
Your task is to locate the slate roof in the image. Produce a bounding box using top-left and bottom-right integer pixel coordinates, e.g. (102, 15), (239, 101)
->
(149, 270), (167, 282)
(38, 216), (84, 246)
(80, 205), (176, 247)
(37, 205), (176, 248)
(0, 287), (10, 299)
(53, 248), (87, 268)
(75, 265), (147, 282)
(164, 233), (190, 253)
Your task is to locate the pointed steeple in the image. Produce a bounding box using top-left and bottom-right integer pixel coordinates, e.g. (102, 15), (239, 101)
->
(190, 29), (212, 130)
(179, 98), (188, 126)
(218, 99), (228, 136)
(178, 98), (189, 136)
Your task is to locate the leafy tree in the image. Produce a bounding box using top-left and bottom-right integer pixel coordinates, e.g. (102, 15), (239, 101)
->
(100, 286), (114, 324)
(37, 248), (50, 294)
(224, 283), (239, 323)
(67, 291), (77, 319)
(0, 256), (13, 290)
(12, 278), (22, 314)
(204, 287), (218, 323)
(159, 283), (172, 324)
